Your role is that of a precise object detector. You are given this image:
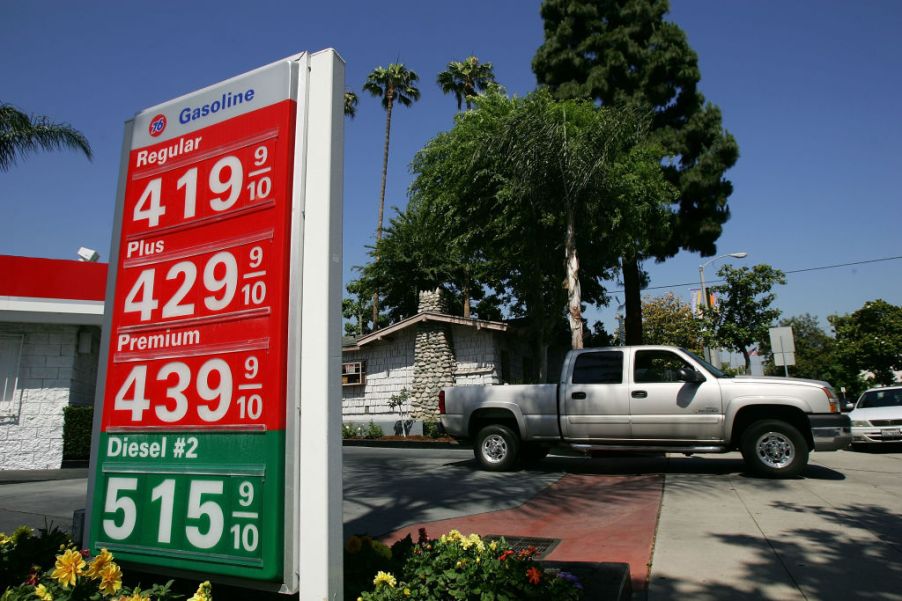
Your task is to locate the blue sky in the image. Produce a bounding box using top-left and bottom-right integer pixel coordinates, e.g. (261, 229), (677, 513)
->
(2, 1), (900, 334)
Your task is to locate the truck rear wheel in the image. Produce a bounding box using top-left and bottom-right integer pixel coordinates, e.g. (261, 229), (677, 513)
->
(740, 420), (809, 478)
(474, 424), (520, 471)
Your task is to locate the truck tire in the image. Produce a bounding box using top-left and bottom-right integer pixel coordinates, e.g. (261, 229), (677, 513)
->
(474, 424), (520, 471)
(740, 420), (809, 478)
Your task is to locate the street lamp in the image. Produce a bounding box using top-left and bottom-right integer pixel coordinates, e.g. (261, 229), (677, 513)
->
(699, 252), (748, 364)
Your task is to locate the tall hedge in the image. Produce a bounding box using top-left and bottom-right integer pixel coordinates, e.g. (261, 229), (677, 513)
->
(62, 405), (93, 460)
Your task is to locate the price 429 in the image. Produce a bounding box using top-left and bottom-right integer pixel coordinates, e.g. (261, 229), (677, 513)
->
(115, 356), (263, 423)
(123, 247), (267, 322)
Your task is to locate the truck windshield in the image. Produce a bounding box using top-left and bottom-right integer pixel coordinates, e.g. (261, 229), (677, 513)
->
(680, 349), (730, 378)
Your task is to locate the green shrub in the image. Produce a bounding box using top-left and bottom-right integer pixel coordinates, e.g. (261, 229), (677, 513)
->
(363, 421), (383, 439)
(62, 405), (93, 460)
(351, 529), (582, 601)
(422, 420), (444, 439)
(342, 423), (359, 439)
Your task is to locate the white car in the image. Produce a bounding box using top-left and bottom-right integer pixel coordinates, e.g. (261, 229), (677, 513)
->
(849, 386), (902, 444)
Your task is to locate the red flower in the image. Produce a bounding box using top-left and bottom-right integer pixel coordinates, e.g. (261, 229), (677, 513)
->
(519, 545), (538, 559)
(498, 550), (514, 562)
(526, 567), (542, 585)
(80, 548), (90, 558)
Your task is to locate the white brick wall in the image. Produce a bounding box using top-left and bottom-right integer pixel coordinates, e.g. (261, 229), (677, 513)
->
(0, 323), (80, 470)
(451, 327), (501, 385)
(342, 329), (415, 419)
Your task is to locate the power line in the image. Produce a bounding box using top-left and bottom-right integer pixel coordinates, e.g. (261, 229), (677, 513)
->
(609, 254), (902, 294)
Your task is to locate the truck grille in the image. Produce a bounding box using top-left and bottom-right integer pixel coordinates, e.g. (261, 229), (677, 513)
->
(871, 419), (902, 426)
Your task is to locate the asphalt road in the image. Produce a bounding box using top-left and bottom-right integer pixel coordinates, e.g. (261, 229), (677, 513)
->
(2, 445), (901, 600)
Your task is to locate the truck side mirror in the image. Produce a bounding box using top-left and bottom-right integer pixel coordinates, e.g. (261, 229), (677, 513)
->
(678, 367), (705, 384)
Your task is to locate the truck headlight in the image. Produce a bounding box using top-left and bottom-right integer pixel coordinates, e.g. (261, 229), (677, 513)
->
(851, 420), (871, 428)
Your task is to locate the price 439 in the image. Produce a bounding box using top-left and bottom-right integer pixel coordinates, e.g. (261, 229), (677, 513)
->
(115, 355), (264, 423)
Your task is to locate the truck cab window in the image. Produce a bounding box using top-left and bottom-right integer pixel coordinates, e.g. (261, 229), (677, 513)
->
(634, 350), (693, 384)
(572, 351), (623, 384)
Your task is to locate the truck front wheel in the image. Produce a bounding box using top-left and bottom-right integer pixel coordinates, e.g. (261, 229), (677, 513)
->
(474, 424), (520, 471)
(740, 420), (809, 478)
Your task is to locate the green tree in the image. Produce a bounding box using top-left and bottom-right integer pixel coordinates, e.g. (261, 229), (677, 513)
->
(830, 300), (902, 387)
(356, 90), (673, 378)
(760, 314), (832, 379)
(344, 90), (359, 119)
(533, 0), (739, 345)
(642, 293), (703, 353)
(0, 103), (92, 171)
(436, 56), (497, 111)
(702, 264), (785, 371)
(363, 64), (421, 326)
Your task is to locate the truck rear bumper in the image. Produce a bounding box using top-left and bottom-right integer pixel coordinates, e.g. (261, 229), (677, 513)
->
(810, 413), (852, 451)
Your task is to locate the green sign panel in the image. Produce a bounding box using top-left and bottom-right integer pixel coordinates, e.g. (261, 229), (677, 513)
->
(90, 432), (283, 579)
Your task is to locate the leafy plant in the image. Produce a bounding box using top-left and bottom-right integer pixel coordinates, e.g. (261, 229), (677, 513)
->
(363, 421), (384, 439)
(0, 526), (70, 591)
(355, 529), (582, 601)
(387, 389), (410, 437)
(422, 421), (444, 439)
(0, 537), (193, 601)
(63, 406), (94, 460)
(342, 423), (359, 439)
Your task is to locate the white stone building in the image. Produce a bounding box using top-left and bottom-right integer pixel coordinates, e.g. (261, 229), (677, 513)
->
(0, 255), (105, 470)
(341, 290), (527, 433)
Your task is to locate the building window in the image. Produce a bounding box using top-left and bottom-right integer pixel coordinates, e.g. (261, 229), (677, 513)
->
(342, 361), (366, 386)
(0, 335), (24, 403)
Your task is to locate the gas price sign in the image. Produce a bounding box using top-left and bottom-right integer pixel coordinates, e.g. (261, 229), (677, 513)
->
(86, 54), (336, 587)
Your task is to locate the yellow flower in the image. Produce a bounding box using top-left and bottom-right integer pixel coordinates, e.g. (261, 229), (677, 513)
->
(118, 589), (146, 601)
(373, 571), (397, 589)
(34, 584), (53, 601)
(51, 548), (86, 588)
(489, 540), (498, 551)
(87, 548), (114, 579)
(99, 562), (123, 596)
(403, 588), (411, 597)
(188, 581), (213, 601)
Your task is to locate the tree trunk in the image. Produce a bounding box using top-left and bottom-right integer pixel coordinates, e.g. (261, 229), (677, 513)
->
(622, 254), (643, 345)
(462, 268), (471, 318)
(741, 347), (751, 374)
(565, 209), (583, 349)
(372, 90), (395, 329)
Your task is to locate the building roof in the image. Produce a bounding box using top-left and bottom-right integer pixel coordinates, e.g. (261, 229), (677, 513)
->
(343, 311), (508, 351)
(0, 255), (108, 325)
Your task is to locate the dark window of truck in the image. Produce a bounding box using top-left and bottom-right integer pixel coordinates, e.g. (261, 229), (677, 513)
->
(634, 350), (692, 383)
(572, 351), (623, 384)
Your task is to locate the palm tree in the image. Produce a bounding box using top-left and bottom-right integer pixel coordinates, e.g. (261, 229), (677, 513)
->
(344, 90), (358, 119)
(0, 103), (92, 171)
(363, 63), (421, 327)
(436, 56), (496, 111)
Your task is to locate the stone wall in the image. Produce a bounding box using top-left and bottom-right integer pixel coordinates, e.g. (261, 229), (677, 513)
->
(0, 323), (86, 470)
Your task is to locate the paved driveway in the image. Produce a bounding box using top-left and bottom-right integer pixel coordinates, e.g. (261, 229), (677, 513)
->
(648, 447), (902, 600)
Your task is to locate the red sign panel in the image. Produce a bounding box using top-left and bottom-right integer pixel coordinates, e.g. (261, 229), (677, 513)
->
(102, 101), (296, 432)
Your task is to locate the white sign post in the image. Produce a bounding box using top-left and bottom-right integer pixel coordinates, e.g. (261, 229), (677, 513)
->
(769, 326), (796, 377)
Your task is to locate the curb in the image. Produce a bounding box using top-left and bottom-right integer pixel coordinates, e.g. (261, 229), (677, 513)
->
(342, 439), (465, 450)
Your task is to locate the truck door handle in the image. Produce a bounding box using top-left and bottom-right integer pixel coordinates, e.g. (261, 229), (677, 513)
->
(631, 391), (647, 399)
(571, 392), (587, 400)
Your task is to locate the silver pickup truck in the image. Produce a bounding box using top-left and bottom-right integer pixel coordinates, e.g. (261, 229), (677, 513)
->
(439, 346), (851, 478)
